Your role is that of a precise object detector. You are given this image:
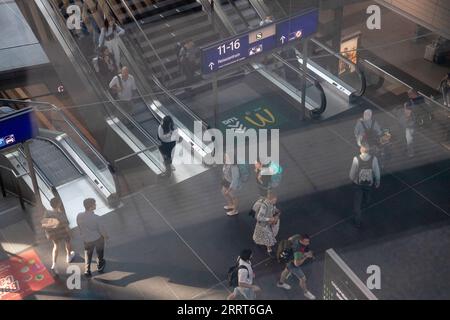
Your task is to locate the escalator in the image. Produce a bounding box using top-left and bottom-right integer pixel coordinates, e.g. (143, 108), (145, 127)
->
(29, 138), (82, 187)
(0, 99), (120, 228)
(29, 0), (211, 181)
(103, 0), (221, 88)
(210, 0), (367, 119)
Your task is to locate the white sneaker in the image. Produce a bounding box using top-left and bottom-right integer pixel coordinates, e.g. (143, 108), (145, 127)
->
(224, 205), (234, 210)
(66, 251), (75, 263)
(277, 282), (291, 290)
(226, 210), (239, 216)
(51, 262), (56, 270)
(304, 291), (316, 300)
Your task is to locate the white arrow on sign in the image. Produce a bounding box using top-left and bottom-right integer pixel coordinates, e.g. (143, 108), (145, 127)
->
(280, 36), (286, 44)
(209, 62), (215, 70)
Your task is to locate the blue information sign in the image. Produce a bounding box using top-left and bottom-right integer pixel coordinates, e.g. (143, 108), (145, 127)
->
(0, 107), (38, 151)
(201, 9), (319, 75)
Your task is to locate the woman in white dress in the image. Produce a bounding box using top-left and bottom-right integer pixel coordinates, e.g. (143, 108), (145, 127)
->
(99, 17), (125, 72)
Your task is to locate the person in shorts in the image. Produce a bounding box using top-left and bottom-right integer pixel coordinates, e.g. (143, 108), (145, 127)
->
(222, 153), (241, 216)
(42, 198), (75, 271)
(277, 234), (316, 300)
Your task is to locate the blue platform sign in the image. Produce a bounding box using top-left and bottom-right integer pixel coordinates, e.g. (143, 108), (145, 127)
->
(0, 107), (38, 151)
(201, 9), (319, 75)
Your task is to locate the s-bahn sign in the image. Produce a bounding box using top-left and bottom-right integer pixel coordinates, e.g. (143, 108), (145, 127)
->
(201, 8), (319, 75)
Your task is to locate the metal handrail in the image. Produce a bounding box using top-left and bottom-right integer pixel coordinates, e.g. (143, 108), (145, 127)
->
(272, 53), (327, 116)
(0, 164), (27, 210)
(0, 98), (110, 169)
(110, 0), (172, 82)
(15, 148), (54, 193)
(36, 0), (162, 150)
(362, 59), (448, 112)
(35, 136), (84, 175)
(0, 164), (27, 179)
(310, 38), (367, 97)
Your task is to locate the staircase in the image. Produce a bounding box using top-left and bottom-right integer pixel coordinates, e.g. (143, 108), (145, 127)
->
(218, 0), (261, 33)
(107, 0), (221, 89)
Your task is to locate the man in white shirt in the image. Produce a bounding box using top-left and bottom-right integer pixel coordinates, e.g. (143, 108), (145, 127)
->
(109, 66), (137, 101)
(227, 249), (261, 300)
(349, 144), (381, 228)
(76, 198), (109, 277)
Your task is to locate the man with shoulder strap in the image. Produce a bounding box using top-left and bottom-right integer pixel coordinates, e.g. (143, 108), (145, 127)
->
(354, 109), (382, 149)
(349, 144), (381, 228)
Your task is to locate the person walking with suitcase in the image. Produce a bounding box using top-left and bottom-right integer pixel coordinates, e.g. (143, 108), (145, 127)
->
(349, 144), (381, 228)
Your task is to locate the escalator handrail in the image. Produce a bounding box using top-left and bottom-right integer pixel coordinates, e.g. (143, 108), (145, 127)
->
(0, 164), (27, 179)
(105, 4), (209, 130)
(15, 148), (54, 197)
(0, 98), (111, 169)
(310, 38), (366, 97)
(361, 59), (449, 111)
(34, 136), (84, 176)
(272, 53), (327, 116)
(36, 0), (162, 149)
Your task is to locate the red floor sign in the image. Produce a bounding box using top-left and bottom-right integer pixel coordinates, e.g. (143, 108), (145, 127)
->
(0, 248), (54, 300)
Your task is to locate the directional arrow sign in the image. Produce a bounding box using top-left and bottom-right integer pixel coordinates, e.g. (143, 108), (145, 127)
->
(280, 36), (286, 44)
(209, 62), (215, 70)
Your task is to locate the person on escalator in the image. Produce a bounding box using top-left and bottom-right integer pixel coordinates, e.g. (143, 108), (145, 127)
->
(109, 66), (138, 103)
(97, 46), (116, 88)
(178, 40), (197, 91)
(41, 198), (75, 272)
(260, 15), (274, 26)
(158, 116), (182, 178)
(99, 17), (125, 72)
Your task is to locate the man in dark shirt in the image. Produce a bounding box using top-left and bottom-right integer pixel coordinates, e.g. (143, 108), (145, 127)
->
(276, 234), (316, 300)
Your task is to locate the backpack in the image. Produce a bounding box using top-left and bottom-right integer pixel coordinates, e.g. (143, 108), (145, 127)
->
(360, 120), (378, 147)
(227, 262), (249, 288)
(357, 155), (374, 186)
(238, 164), (250, 183)
(248, 197), (265, 218)
(276, 235), (300, 263)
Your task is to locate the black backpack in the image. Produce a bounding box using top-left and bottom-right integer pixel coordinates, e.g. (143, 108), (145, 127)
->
(276, 235), (300, 263)
(357, 155), (374, 186)
(360, 120), (378, 147)
(227, 262), (249, 288)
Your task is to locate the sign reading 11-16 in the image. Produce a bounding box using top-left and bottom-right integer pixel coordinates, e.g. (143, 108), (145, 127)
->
(201, 9), (319, 75)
